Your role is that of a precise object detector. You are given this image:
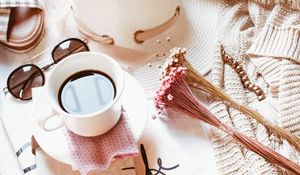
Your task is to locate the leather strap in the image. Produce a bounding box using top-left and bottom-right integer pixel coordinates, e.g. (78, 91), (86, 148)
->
(0, 0), (41, 42)
(134, 6), (180, 44)
(72, 6), (180, 66)
(73, 14), (115, 45)
(73, 6), (180, 45)
(74, 16), (159, 66)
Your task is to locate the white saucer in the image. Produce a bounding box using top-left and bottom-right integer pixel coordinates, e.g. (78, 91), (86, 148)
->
(32, 71), (148, 165)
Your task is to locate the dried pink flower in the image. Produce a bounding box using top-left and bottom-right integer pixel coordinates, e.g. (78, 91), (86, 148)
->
(167, 94), (173, 101)
(154, 57), (300, 174)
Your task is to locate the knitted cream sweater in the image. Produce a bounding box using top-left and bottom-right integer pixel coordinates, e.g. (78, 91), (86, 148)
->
(210, 1), (300, 174)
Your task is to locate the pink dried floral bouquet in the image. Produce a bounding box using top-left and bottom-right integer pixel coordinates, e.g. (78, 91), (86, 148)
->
(154, 50), (300, 174)
(160, 48), (300, 150)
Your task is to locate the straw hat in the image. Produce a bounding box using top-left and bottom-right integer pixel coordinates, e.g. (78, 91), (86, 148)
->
(71, 0), (219, 95)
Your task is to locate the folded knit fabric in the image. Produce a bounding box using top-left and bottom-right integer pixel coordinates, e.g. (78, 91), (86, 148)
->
(210, 0), (300, 174)
(64, 109), (138, 175)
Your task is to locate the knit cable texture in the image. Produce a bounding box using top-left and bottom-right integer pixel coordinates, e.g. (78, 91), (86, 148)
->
(210, 1), (300, 174)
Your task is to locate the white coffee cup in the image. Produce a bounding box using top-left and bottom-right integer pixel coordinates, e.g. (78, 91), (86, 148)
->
(38, 52), (125, 137)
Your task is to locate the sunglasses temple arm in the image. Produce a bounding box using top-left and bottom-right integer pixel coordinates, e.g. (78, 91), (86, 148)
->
(19, 75), (38, 96)
(3, 87), (9, 95)
(42, 44), (88, 70)
(27, 38), (87, 64)
(82, 38), (88, 44)
(7, 38), (88, 95)
(8, 71), (43, 93)
(27, 47), (52, 63)
(9, 43), (85, 92)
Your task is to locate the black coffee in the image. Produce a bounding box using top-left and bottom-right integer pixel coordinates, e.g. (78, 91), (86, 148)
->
(58, 70), (116, 115)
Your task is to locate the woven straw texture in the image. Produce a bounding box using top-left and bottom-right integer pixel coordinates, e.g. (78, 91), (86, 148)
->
(127, 0), (219, 97)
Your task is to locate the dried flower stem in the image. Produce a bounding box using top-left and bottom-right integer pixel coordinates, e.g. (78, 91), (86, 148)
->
(155, 67), (300, 174)
(163, 48), (300, 151)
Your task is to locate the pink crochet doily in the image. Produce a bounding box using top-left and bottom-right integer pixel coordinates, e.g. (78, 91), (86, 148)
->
(64, 109), (138, 174)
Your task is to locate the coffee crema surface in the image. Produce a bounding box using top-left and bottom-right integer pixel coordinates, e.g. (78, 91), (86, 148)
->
(58, 70), (116, 115)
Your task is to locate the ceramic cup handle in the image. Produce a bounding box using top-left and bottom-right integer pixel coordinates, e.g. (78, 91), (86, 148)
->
(37, 109), (67, 131)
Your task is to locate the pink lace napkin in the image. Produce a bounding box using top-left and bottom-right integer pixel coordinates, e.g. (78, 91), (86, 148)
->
(64, 109), (138, 175)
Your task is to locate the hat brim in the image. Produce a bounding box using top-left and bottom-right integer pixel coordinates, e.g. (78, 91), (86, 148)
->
(129, 0), (219, 97)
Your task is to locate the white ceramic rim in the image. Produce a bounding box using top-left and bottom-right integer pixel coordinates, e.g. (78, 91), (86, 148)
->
(45, 51), (125, 119)
(33, 71), (149, 165)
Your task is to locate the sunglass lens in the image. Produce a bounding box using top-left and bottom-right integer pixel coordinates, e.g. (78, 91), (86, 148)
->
(7, 65), (44, 100)
(52, 38), (89, 63)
